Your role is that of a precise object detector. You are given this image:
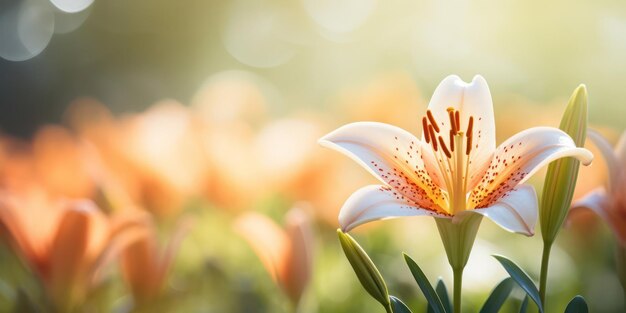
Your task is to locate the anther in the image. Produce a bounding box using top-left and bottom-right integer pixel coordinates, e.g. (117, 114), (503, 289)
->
(465, 117), (474, 154)
(449, 129), (455, 152)
(426, 110), (440, 133)
(466, 116), (474, 138)
(455, 111), (460, 131)
(438, 136), (452, 158)
(428, 125), (438, 151)
(448, 110), (457, 134)
(422, 117), (430, 143)
(466, 135), (473, 155)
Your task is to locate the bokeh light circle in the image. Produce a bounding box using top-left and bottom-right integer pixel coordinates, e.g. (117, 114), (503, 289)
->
(49, 0), (93, 13)
(302, 0), (377, 33)
(0, 0), (55, 62)
(221, 0), (295, 68)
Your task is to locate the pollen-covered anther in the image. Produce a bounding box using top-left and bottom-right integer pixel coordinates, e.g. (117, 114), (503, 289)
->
(428, 125), (438, 151)
(422, 117), (431, 143)
(447, 108), (457, 134)
(466, 116), (474, 155)
(449, 130), (455, 152)
(426, 110), (440, 133)
(438, 136), (452, 158)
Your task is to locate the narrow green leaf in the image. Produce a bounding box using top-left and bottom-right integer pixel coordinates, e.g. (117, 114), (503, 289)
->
(519, 296), (529, 313)
(390, 296), (414, 313)
(493, 255), (543, 313)
(403, 253), (446, 313)
(564, 296), (588, 313)
(435, 279), (452, 313)
(480, 277), (515, 313)
(337, 229), (390, 309)
(540, 85), (588, 243)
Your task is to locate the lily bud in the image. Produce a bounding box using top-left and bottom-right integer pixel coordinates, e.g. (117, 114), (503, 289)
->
(540, 85), (590, 244)
(337, 229), (390, 310)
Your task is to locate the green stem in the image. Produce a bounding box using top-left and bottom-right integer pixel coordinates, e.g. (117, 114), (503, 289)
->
(538, 241), (552, 310)
(453, 267), (463, 313)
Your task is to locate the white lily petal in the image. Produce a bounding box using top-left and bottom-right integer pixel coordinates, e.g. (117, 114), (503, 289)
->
(320, 122), (447, 211)
(457, 184), (537, 236)
(421, 75), (496, 191)
(338, 185), (448, 232)
(470, 127), (593, 208)
(588, 129), (620, 192)
(616, 130), (626, 165)
(570, 187), (610, 222)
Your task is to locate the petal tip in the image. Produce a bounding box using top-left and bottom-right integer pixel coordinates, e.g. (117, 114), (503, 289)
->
(471, 74), (487, 84)
(578, 147), (594, 166)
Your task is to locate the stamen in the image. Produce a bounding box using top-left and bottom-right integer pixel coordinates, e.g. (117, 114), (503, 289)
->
(438, 136), (452, 158)
(448, 109), (457, 133)
(449, 129), (455, 152)
(428, 125), (438, 151)
(466, 116), (474, 138)
(426, 110), (440, 133)
(422, 117), (430, 143)
(466, 116), (474, 156)
(455, 111), (460, 131)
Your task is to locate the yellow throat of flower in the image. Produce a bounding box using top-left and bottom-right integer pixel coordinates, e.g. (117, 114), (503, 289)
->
(422, 107), (475, 215)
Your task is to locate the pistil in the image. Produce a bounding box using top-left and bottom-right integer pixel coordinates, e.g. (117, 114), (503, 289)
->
(452, 132), (466, 214)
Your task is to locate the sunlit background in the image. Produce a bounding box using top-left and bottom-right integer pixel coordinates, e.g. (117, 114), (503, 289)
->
(0, 0), (625, 312)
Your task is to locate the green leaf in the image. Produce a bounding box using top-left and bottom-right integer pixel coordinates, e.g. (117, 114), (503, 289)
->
(337, 229), (390, 309)
(479, 277), (515, 313)
(390, 296), (414, 313)
(564, 296), (588, 313)
(427, 279), (451, 313)
(519, 296), (529, 313)
(403, 253), (447, 313)
(540, 85), (588, 244)
(433, 279), (452, 313)
(493, 255), (543, 313)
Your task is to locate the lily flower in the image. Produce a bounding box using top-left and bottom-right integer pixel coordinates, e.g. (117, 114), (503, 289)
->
(0, 191), (145, 311)
(571, 130), (626, 243)
(571, 130), (626, 301)
(320, 75), (593, 236)
(234, 207), (313, 307)
(121, 215), (192, 305)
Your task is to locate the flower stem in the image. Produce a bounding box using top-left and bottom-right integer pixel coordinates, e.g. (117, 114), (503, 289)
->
(538, 241), (552, 310)
(453, 267), (463, 313)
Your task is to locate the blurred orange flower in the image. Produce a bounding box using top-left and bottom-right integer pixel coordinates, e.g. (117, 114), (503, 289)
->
(234, 207), (313, 307)
(0, 126), (96, 200)
(0, 191), (145, 311)
(121, 215), (192, 305)
(192, 73), (267, 211)
(336, 72), (425, 132)
(572, 130), (626, 244)
(66, 99), (208, 218)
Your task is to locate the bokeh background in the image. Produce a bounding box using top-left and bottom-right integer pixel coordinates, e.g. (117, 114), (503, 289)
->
(0, 0), (625, 312)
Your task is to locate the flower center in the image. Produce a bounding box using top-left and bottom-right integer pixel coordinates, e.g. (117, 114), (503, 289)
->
(422, 108), (475, 214)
